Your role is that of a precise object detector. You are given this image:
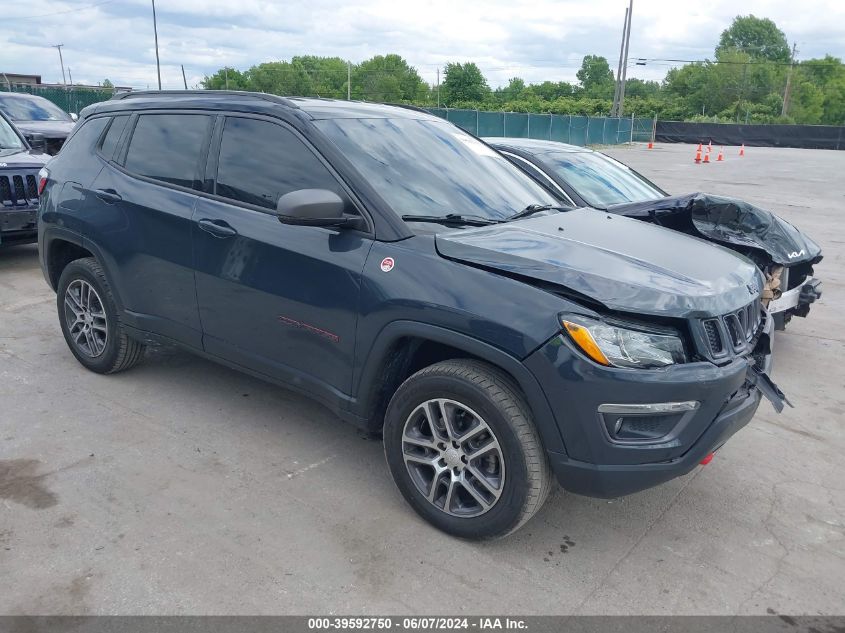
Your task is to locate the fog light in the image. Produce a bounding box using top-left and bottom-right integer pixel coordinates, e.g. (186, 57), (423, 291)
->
(598, 402), (698, 444)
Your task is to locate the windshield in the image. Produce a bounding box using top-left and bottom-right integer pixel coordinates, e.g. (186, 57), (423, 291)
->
(315, 118), (556, 222)
(0, 94), (72, 122)
(539, 150), (665, 208)
(0, 115), (24, 150)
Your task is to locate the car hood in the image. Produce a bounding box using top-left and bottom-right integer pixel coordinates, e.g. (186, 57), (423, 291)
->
(14, 120), (75, 138)
(608, 193), (822, 267)
(0, 147), (51, 168)
(435, 208), (763, 318)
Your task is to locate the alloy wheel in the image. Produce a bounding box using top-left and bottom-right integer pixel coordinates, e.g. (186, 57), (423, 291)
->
(63, 279), (109, 358)
(402, 398), (505, 517)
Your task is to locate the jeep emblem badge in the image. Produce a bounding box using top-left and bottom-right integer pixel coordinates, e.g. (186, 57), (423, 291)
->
(380, 257), (395, 272)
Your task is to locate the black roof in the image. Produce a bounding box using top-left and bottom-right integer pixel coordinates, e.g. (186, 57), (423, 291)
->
(83, 90), (440, 122)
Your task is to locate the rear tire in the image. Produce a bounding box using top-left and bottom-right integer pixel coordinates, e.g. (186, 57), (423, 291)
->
(57, 257), (145, 374)
(384, 359), (551, 539)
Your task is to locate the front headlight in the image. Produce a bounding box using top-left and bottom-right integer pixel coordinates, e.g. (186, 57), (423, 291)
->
(561, 315), (687, 369)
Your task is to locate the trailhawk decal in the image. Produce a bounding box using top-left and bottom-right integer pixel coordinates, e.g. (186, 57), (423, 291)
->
(277, 316), (339, 343)
(380, 257), (395, 272)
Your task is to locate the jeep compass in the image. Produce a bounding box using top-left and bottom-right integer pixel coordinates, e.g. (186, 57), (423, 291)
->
(38, 92), (786, 538)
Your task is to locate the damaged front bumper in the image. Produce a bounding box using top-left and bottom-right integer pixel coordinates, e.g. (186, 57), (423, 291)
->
(524, 310), (786, 498)
(768, 274), (822, 318)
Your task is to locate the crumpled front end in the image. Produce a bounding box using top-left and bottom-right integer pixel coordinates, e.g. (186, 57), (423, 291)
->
(609, 192), (823, 322)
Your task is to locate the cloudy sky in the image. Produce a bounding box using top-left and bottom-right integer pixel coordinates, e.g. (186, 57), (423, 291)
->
(3, 0), (844, 91)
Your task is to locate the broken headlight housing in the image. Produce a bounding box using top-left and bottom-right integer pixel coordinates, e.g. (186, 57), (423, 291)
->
(561, 315), (687, 369)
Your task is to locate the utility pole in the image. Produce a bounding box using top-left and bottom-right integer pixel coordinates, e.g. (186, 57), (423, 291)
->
(53, 44), (67, 85)
(151, 0), (162, 90)
(224, 67), (229, 90)
(611, 7), (628, 117)
(67, 67), (73, 86)
(782, 42), (798, 117)
(347, 61), (351, 100)
(437, 68), (441, 107)
(181, 64), (188, 89)
(617, 0), (633, 118)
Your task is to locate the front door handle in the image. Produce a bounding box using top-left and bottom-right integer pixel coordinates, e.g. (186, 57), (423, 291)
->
(197, 218), (238, 238)
(95, 188), (122, 204)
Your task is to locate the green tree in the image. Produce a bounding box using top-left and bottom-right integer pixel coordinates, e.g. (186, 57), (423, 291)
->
(624, 78), (660, 99)
(201, 67), (250, 91)
(529, 80), (575, 101)
(292, 55), (348, 98)
(717, 15), (790, 63)
(246, 61), (312, 95)
(352, 54), (427, 102)
(576, 55), (614, 98)
(789, 79), (825, 123)
(441, 62), (491, 105)
(101, 78), (114, 88)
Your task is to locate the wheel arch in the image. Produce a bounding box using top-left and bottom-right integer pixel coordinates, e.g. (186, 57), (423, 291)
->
(43, 230), (125, 312)
(352, 321), (566, 455)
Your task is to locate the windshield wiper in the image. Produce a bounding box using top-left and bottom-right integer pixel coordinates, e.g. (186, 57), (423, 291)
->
(401, 213), (500, 227)
(504, 204), (569, 222)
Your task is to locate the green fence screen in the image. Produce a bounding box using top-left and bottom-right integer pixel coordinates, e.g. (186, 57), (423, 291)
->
(1, 86), (655, 146)
(429, 108), (654, 145)
(0, 85), (119, 116)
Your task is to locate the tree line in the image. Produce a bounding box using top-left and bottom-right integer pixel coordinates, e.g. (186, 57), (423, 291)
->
(201, 15), (845, 125)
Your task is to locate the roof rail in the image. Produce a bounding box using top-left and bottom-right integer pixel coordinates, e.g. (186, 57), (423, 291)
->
(111, 90), (299, 109)
(386, 103), (435, 115)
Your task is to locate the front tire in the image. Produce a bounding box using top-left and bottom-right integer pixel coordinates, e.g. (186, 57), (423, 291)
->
(384, 359), (551, 539)
(57, 257), (145, 374)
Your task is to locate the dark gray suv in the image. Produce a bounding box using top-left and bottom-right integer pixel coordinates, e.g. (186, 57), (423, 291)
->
(38, 92), (786, 538)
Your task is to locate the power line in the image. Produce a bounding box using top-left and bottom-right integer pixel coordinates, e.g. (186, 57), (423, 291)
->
(632, 56), (841, 67)
(11, 0), (116, 20)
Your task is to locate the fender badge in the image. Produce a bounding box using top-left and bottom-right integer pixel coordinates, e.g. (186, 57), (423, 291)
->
(380, 257), (395, 272)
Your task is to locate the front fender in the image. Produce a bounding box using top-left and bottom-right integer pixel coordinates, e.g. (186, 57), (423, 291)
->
(352, 320), (567, 455)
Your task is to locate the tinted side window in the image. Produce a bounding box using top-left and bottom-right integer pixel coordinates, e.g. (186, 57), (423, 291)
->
(124, 114), (211, 188)
(215, 117), (342, 211)
(98, 115), (129, 160)
(53, 117), (109, 165)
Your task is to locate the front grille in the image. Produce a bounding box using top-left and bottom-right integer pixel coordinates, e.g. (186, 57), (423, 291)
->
(699, 297), (762, 359)
(0, 170), (40, 208)
(703, 320), (723, 354)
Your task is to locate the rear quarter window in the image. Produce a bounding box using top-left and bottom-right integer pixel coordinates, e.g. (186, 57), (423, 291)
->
(124, 113), (212, 189)
(51, 116), (109, 165)
(98, 115), (130, 161)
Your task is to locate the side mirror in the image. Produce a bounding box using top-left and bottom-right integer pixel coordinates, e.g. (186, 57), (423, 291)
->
(70, 113), (79, 122)
(28, 133), (47, 152)
(276, 189), (363, 229)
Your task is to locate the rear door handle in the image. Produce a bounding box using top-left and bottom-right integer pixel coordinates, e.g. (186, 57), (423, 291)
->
(95, 188), (122, 204)
(197, 218), (238, 238)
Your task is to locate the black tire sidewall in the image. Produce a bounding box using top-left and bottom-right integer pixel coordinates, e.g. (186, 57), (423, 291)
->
(57, 259), (123, 373)
(384, 370), (533, 539)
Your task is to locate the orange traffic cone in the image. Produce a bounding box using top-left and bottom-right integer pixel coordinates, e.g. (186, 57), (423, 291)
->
(717, 147), (724, 161)
(697, 142), (703, 152)
(706, 141), (712, 153)
(695, 149), (702, 163)
(739, 144), (745, 157)
(703, 152), (710, 164)
(647, 141), (654, 149)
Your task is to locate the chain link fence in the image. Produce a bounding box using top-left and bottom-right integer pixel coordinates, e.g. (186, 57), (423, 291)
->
(0, 86), (657, 147)
(0, 84), (122, 115)
(428, 108), (655, 145)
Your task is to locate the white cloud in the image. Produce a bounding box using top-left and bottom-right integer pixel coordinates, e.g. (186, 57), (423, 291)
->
(2, 0), (843, 90)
